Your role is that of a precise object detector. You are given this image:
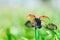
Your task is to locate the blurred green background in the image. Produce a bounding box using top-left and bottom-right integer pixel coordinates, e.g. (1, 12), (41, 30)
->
(0, 0), (60, 40)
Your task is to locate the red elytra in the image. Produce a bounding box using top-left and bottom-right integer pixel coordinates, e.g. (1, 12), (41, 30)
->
(27, 14), (36, 18)
(39, 16), (49, 18)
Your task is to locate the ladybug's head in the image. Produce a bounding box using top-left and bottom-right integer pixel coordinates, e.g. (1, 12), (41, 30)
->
(27, 14), (36, 19)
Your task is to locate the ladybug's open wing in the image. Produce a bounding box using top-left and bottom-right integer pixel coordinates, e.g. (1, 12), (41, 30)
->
(39, 16), (49, 19)
(38, 16), (50, 23)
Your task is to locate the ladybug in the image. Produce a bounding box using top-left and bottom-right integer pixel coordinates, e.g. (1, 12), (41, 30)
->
(25, 14), (42, 29)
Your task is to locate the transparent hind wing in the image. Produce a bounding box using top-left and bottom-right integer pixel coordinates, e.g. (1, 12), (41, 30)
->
(46, 23), (57, 30)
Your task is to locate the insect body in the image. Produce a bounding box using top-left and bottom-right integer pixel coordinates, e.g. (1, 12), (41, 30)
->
(25, 14), (42, 29)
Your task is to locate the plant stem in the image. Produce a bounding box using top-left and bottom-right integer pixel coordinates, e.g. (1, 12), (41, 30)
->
(35, 27), (40, 40)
